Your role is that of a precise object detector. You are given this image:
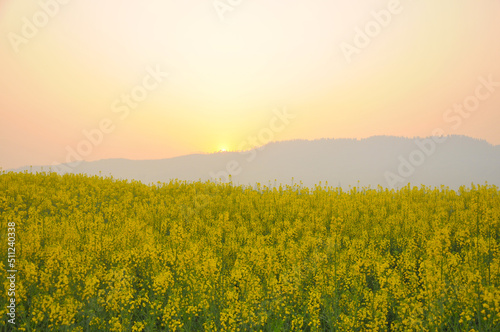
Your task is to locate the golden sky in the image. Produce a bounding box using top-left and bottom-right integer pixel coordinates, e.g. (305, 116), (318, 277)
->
(1, 0), (499, 169)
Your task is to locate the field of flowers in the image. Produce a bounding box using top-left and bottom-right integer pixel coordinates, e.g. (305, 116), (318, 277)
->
(0, 171), (499, 331)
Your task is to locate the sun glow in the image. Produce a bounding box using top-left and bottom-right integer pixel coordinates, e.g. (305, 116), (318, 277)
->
(1, 1), (500, 170)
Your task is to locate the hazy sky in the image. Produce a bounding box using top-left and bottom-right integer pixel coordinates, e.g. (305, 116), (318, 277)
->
(1, 0), (499, 169)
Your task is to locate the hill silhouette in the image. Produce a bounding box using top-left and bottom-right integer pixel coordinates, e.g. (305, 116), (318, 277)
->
(9, 135), (500, 190)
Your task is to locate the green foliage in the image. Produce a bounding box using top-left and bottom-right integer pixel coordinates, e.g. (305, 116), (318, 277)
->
(0, 172), (499, 331)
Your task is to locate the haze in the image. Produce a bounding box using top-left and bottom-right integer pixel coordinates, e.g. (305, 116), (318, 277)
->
(1, 0), (499, 170)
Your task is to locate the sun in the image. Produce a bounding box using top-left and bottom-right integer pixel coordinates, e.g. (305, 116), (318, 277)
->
(217, 145), (230, 152)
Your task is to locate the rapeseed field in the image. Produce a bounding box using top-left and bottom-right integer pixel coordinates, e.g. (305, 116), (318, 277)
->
(0, 172), (499, 331)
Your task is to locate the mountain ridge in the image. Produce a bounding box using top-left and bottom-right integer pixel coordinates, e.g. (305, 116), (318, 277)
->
(7, 135), (500, 190)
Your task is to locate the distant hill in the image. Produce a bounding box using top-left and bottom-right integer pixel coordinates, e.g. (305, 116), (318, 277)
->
(8, 135), (500, 190)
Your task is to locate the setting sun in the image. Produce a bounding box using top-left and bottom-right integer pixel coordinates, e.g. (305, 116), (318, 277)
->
(1, 1), (500, 331)
(1, 1), (500, 170)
